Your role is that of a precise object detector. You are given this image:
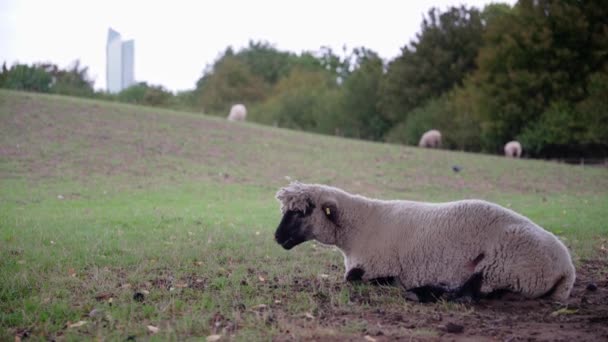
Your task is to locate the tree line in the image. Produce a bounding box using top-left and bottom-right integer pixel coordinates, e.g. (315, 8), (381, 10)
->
(1, 0), (606, 159)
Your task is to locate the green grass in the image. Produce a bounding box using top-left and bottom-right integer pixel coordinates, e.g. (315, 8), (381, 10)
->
(1, 90), (607, 340)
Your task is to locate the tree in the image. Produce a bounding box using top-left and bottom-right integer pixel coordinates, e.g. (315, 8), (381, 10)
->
(196, 54), (268, 114)
(0, 63), (52, 92)
(380, 5), (485, 125)
(472, 0), (608, 153)
(337, 48), (388, 140)
(118, 82), (173, 107)
(236, 41), (294, 85)
(47, 60), (94, 97)
(252, 67), (338, 132)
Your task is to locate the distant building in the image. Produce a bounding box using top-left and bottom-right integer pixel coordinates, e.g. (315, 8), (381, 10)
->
(106, 28), (134, 93)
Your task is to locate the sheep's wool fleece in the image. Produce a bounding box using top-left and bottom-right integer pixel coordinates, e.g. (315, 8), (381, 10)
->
(276, 182), (575, 301)
(504, 141), (522, 157)
(228, 104), (247, 121)
(418, 129), (441, 148)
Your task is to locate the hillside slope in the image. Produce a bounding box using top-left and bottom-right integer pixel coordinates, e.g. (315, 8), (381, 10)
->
(1, 90), (607, 341)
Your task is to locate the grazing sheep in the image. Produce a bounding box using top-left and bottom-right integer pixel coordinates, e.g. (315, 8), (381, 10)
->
(504, 141), (522, 158)
(418, 129), (442, 148)
(274, 182), (575, 302)
(227, 104), (247, 121)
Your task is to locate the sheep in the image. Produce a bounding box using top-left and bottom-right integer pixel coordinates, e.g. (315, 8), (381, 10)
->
(274, 182), (575, 302)
(504, 141), (522, 158)
(227, 104), (247, 121)
(418, 129), (442, 148)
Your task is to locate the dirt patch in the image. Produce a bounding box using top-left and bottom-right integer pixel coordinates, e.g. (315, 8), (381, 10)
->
(271, 259), (608, 341)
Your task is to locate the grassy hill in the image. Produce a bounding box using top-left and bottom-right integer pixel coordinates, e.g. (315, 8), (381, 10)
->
(1, 90), (607, 340)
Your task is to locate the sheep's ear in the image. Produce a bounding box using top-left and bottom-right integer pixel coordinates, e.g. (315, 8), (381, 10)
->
(321, 201), (338, 223)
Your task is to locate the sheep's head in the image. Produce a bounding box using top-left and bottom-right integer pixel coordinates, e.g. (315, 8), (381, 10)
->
(274, 182), (341, 250)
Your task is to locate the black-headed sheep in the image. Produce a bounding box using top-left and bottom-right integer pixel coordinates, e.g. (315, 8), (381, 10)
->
(419, 129), (442, 148)
(504, 141), (522, 158)
(227, 104), (247, 121)
(274, 182), (575, 302)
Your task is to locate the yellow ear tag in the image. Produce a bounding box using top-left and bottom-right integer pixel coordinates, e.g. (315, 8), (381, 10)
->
(325, 207), (331, 215)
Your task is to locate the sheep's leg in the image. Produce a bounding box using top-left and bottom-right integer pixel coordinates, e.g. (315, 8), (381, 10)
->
(446, 272), (483, 303)
(345, 266), (365, 282)
(345, 266), (398, 286)
(369, 276), (398, 286)
(404, 285), (450, 303)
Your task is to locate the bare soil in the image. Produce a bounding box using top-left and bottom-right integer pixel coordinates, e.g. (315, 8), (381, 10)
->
(270, 259), (608, 341)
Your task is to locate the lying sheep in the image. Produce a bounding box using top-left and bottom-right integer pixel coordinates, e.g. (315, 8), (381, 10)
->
(418, 129), (442, 148)
(504, 141), (522, 158)
(227, 104), (247, 121)
(274, 182), (575, 302)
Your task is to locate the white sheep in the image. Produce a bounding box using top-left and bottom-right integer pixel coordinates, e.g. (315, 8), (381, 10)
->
(504, 141), (522, 158)
(227, 104), (247, 121)
(418, 129), (442, 148)
(274, 182), (575, 302)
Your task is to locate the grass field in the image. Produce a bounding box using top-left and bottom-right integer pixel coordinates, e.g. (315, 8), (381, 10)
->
(1, 90), (607, 341)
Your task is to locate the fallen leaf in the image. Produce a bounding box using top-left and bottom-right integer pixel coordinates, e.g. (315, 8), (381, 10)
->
(195, 261), (203, 266)
(206, 335), (221, 342)
(258, 276), (265, 282)
(50, 240), (55, 245)
(251, 304), (267, 310)
(57, 195), (64, 200)
(140, 289), (150, 295)
(304, 312), (314, 319)
(68, 268), (76, 277)
(147, 325), (159, 334)
(364, 336), (377, 342)
(274, 299), (281, 304)
(120, 283), (132, 289)
(68, 321), (87, 328)
(319, 274), (329, 279)
(255, 231), (260, 236)
(174, 282), (188, 288)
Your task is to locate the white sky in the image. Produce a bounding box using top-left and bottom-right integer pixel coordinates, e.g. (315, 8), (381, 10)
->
(0, 0), (515, 92)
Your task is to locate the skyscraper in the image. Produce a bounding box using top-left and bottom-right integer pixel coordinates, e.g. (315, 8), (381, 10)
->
(106, 28), (135, 93)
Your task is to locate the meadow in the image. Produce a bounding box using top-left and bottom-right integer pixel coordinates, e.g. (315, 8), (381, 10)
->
(1, 90), (607, 341)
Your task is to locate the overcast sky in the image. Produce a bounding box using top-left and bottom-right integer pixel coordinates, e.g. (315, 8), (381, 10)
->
(0, 0), (515, 92)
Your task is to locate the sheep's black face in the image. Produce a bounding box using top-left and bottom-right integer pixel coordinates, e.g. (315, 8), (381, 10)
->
(275, 206), (315, 250)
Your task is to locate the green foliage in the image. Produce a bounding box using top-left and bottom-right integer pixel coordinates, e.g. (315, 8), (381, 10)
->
(335, 48), (388, 140)
(251, 67), (339, 132)
(47, 60), (94, 97)
(196, 54), (269, 114)
(380, 5), (484, 124)
(385, 97), (450, 146)
(236, 41), (295, 84)
(471, 0), (608, 152)
(519, 101), (586, 154)
(576, 70), (608, 146)
(0, 63), (52, 92)
(0, 61), (94, 98)
(117, 82), (173, 107)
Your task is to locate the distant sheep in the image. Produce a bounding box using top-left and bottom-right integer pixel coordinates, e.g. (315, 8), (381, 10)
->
(418, 129), (442, 148)
(274, 182), (575, 302)
(504, 141), (522, 158)
(227, 104), (247, 121)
